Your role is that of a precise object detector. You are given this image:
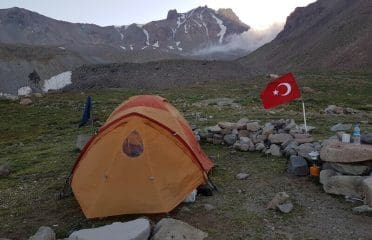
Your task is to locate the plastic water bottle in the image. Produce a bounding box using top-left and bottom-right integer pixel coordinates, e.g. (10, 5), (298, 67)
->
(352, 124), (361, 145)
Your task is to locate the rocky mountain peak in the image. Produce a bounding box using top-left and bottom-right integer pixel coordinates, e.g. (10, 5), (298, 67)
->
(167, 9), (178, 20)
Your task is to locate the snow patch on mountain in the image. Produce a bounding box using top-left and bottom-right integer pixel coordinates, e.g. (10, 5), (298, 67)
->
(130, 45), (134, 50)
(212, 14), (227, 44)
(43, 71), (72, 92)
(152, 41), (159, 48)
(168, 46), (174, 49)
(143, 28), (150, 45)
(115, 26), (124, 40)
(120, 46), (126, 50)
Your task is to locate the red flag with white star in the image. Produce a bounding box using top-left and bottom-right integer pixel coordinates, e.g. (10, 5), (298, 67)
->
(260, 73), (301, 109)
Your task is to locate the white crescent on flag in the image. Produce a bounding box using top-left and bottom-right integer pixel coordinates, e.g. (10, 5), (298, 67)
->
(277, 83), (292, 96)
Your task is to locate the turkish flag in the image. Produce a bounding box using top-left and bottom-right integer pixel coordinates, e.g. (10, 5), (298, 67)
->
(260, 73), (301, 109)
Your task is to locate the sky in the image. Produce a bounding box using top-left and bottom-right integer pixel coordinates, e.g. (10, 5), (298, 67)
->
(0, 0), (316, 30)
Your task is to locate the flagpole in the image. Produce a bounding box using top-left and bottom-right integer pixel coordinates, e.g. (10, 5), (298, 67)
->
(301, 99), (308, 134)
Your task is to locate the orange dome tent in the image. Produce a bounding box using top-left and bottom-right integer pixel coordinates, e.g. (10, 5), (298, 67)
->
(71, 95), (213, 218)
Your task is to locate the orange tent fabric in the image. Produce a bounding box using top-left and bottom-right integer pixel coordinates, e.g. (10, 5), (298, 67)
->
(71, 95), (213, 218)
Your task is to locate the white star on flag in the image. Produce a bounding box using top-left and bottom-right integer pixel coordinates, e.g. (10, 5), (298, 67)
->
(273, 90), (279, 96)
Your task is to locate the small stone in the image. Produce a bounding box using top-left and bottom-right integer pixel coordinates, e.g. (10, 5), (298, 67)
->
(223, 134), (237, 146)
(33, 93), (43, 98)
(29, 226), (55, 240)
(255, 142), (266, 151)
(76, 134), (92, 151)
(284, 119), (297, 131)
(218, 121), (237, 130)
(206, 125), (222, 134)
(302, 87), (316, 94)
(277, 202), (294, 213)
(246, 122), (261, 132)
(20, 98), (33, 105)
(269, 144), (282, 157)
(236, 173), (249, 180)
(203, 204), (216, 211)
(0, 165), (11, 177)
(267, 192), (290, 209)
(330, 123), (352, 132)
(262, 123), (275, 135)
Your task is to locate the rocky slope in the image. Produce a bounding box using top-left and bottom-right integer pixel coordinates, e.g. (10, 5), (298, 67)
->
(0, 43), (89, 94)
(66, 60), (249, 91)
(238, 0), (372, 73)
(0, 6), (249, 60)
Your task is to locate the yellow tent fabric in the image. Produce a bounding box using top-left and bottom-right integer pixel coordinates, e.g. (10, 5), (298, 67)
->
(71, 95), (213, 218)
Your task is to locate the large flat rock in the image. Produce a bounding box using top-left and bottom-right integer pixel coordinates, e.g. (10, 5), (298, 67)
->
(320, 142), (372, 163)
(69, 219), (150, 240)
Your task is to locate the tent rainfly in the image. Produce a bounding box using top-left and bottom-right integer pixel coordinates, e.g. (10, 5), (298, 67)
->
(71, 95), (213, 218)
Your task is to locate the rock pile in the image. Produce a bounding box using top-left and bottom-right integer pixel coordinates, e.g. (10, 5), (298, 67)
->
(196, 118), (318, 165)
(323, 105), (361, 115)
(319, 137), (372, 207)
(25, 218), (207, 240)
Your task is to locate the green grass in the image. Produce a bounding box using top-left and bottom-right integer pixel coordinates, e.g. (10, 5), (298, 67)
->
(0, 73), (372, 239)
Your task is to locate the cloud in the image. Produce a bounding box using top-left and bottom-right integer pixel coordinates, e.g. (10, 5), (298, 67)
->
(193, 22), (284, 55)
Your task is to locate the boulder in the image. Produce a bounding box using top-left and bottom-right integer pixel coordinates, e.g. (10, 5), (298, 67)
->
(320, 142), (372, 163)
(269, 144), (282, 157)
(330, 123), (352, 132)
(76, 134), (92, 151)
(362, 177), (372, 207)
(233, 137), (255, 152)
(325, 163), (370, 176)
(322, 175), (366, 198)
(29, 226), (55, 240)
(152, 218), (208, 240)
(223, 134), (237, 146)
(20, 98), (33, 105)
(69, 219), (151, 240)
(236, 118), (250, 129)
(361, 133), (372, 144)
(296, 143), (315, 160)
(319, 169), (338, 185)
(246, 122), (261, 132)
(288, 156), (309, 176)
(268, 133), (293, 144)
(0, 165), (11, 177)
